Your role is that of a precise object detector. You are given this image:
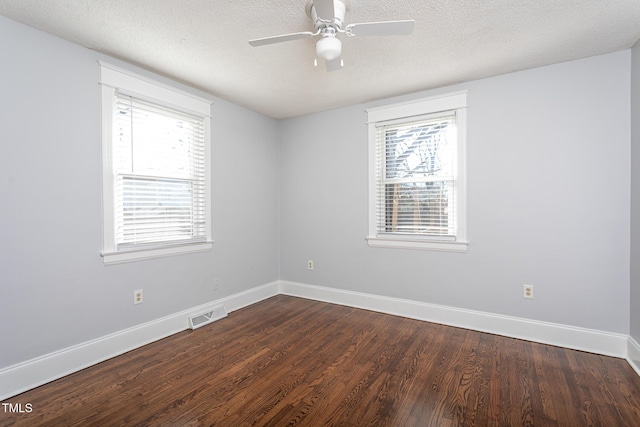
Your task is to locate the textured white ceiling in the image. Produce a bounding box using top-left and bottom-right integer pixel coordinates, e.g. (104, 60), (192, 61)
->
(1, 0), (639, 119)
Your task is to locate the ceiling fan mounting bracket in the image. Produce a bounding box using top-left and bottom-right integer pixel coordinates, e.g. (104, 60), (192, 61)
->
(306, 0), (348, 30)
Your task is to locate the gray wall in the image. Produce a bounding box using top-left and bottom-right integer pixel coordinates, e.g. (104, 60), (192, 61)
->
(0, 16), (280, 369)
(279, 51), (631, 334)
(1, 13), (636, 373)
(632, 40), (640, 343)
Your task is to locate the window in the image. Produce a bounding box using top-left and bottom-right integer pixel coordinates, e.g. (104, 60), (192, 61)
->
(366, 91), (468, 252)
(100, 62), (212, 264)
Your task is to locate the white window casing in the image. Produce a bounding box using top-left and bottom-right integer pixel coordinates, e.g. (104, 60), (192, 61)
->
(366, 91), (468, 252)
(99, 61), (213, 264)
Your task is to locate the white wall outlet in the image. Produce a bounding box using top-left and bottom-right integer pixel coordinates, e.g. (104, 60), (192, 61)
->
(213, 279), (220, 291)
(307, 260), (314, 270)
(523, 284), (534, 299)
(134, 289), (143, 304)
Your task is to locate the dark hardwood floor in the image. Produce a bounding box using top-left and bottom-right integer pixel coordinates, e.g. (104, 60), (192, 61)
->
(2, 295), (640, 426)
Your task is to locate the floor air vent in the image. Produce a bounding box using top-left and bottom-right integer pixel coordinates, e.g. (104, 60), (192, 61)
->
(189, 305), (227, 330)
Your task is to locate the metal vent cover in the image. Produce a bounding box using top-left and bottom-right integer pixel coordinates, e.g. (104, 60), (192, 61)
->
(189, 305), (227, 330)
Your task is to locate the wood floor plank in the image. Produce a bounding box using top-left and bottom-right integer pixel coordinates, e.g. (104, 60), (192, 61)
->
(2, 295), (640, 426)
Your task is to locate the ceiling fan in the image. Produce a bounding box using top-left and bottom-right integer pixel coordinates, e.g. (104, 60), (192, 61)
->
(248, 0), (415, 72)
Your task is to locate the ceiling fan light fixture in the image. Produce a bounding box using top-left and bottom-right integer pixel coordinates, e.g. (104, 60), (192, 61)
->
(316, 35), (342, 61)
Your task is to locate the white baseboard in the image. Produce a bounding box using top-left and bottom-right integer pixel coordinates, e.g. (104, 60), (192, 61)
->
(1, 279), (633, 400)
(279, 281), (629, 359)
(628, 336), (640, 376)
(0, 281), (279, 401)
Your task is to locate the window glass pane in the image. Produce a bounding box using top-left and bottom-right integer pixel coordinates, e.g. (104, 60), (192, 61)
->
(384, 181), (453, 235)
(115, 97), (204, 180)
(384, 118), (453, 180)
(119, 176), (197, 244)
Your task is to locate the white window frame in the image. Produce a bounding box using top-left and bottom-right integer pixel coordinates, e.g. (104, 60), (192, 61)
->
(366, 91), (468, 252)
(99, 61), (213, 264)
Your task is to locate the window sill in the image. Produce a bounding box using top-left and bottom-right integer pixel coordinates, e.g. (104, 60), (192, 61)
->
(101, 241), (213, 265)
(366, 236), (468, 252)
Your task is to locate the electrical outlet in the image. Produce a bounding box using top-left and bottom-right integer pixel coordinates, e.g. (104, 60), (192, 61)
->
(307, 260), (314, 270)
(134, 289), (143, 304)
(523, 284), (534, 299)
(213, 279), (221, 291)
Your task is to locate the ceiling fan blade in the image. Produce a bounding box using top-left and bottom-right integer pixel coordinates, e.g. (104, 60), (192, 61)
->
(249, 31), (316, 47)
(325, 57), (343, 72)
(313, 0), (336, 22)
(346, 20), (415, 37)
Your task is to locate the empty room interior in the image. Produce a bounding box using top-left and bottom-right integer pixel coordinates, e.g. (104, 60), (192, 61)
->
(2, 0), (640, 425)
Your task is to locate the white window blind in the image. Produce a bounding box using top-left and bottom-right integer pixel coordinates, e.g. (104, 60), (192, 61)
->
(113, 94), (207, 249)
(376, 114), (457, 238)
